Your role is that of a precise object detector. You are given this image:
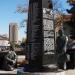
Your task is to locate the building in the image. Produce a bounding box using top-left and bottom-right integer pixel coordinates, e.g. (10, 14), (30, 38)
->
(9, 23), (18, 44)
(0, 35), (10, 49)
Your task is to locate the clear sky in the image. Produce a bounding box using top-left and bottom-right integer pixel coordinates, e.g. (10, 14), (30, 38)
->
(0, 0), (28, 40)
(0, 0), (71, 41)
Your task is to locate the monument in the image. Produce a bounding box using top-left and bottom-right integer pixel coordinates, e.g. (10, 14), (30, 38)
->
(26, 0), (55, 72)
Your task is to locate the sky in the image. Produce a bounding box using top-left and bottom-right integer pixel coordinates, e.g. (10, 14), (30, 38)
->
(0, 0), (28, 40)
(0, 0), (71, 41)
(52, 0), (71, 14)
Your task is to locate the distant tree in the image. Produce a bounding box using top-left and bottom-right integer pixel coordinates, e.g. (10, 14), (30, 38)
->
(20, 38), (27, 47)
(16, 0), (71, 27)
(55, 14), (63, 32)
(16, 4), (28, 13)
(16, 1), (29, 27)
(10, 42), (15, 49)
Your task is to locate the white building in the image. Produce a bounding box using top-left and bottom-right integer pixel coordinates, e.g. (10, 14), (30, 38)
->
(0, 35), (10, 47)
(9, 23), (18, 44)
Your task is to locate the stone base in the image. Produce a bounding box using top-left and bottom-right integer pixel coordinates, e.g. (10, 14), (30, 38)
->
(17, 68), (75, 75)
(17, 67), (65, 75)
(17, 71), (65, 75)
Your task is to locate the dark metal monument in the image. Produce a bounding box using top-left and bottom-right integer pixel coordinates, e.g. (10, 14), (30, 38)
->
(26, 0), (55, 72)
(27, 0), (43, 70)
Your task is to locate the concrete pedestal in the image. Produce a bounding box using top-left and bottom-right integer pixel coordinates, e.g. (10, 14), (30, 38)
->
(17, 67), (65, 75)
(17, 71), (65, 75)
(17, 68), (75, 75)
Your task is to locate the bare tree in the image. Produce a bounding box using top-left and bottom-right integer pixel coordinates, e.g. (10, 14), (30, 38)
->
(16, 0), (29, 27)
(16, 5), (28, 13)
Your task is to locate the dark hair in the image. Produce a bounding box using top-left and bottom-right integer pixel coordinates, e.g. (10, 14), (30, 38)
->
(10, 46), (14, 51)
(58, 30), (63, 35)
(48, 1), (53, 8)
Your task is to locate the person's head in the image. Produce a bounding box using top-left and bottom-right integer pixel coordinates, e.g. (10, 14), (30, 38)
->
(10, 46), (14, 51)
(58, 30), (63, 36)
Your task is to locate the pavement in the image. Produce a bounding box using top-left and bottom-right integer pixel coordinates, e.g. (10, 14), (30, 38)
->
(0, 69), (17, 75)
(65, 69), (75, 75)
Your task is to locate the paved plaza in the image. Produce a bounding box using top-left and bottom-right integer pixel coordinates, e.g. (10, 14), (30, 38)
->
(0, 69), (17, 75)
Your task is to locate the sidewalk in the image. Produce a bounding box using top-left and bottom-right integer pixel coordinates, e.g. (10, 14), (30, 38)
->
(65, 69), (75, 75)
(0, 69), (17, 75)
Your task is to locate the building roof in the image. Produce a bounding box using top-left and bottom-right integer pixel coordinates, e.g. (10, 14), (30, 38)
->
(0, 35), (9, 40)
(63, 15), (72, 22)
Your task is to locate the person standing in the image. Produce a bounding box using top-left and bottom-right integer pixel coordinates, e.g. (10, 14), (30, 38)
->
(56, 30), (68, 70)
